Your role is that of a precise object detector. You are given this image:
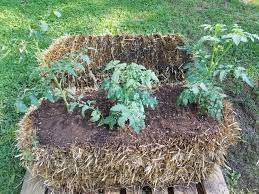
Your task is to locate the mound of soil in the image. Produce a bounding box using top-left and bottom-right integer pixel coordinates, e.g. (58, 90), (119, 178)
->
(34, 84), (219, 148)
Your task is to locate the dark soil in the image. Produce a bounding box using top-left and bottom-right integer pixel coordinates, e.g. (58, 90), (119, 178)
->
(34, 84), (219, 147)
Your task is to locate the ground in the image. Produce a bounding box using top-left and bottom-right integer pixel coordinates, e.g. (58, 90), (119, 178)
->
(0, 0), (258, 194)
(225, 105), (259, 194)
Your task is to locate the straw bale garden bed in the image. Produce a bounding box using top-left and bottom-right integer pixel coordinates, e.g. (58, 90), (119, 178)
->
(16, 24), (258, 193)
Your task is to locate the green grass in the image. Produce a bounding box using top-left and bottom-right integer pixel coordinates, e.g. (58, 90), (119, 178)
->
(251, 0), (259, 6)
(0, 0), (258, 193)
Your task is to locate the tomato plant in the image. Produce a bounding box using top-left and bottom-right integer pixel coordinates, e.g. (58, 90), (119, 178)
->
(100, 61), (159, 133)
(15, 53), (99, 120)
(178, 24), (259, 120)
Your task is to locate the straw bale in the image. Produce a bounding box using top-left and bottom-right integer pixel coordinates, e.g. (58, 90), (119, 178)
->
(42, 34), (190, 88)
(17, 102), (240, 193)
(16, 34), (239, 193)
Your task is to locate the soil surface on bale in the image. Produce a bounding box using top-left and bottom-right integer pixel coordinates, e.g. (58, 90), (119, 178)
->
(34, 84), (219, 148)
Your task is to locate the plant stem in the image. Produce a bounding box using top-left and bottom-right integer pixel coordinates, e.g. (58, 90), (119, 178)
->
(215, 43), (233, 65)
(87, 66), (98, 89)
(209, 46), (216, 69)
(208, 42), (233, 77)
(53, 76), (70, 111)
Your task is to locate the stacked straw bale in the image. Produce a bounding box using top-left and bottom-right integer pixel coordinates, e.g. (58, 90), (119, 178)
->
(42, 34), (190, 88)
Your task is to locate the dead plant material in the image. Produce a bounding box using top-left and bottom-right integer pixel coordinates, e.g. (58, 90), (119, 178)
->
(42, 34), (191, 88)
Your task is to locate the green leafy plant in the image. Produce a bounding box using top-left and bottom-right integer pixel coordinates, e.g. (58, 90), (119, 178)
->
(15, 54), (100, 121)
(100, 61), (159, 133)
(178, 24), (259, 120)
(16, 59), (159, 133)
(226, 169), (241, 194)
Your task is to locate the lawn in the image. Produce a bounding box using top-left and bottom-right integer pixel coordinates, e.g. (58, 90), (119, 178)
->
(0, 0), (258, 193)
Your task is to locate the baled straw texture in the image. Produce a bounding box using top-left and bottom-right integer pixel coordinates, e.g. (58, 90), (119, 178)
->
(17, 102), (240, 193)
(17, 34), (240, 192)
(41, 34), (190, 88)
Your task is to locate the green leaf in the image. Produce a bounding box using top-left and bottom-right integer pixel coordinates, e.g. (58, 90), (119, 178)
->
(141, 92), (157, 108)
(199, 35), (220, 43)
(44, 90), (55, 102)
(29, 95), (39, 106)
(107, 84), (122, 99)
(234, 67), (245, 79)
(91, 109), (101, 122)
(191, 85), (199, 95)
(101, 61), (159, 133)
(15, 100), (27, 113)
(53, 88), (62, 97)
(214, 23), (226, 33)
(125, 79), (136, 88)
(101, 78), (111, 90)
(183, 97), (188, 105)
(150, 72), (159, 83)
(219, 70), (227, 81)
(111, 68), (121, 83)
(87, 100), (95, 106)
(129, 117), (144, 134)
(232, 34), (241, 46)
(75, 63), (85, 70)
(53, 10), (62, 18)
(132, 124), (141, 133)
(199, 83), (208, 91)
(117, 114), (128, 128)
(81, 104), (91, 117)
(241, 73), (253, 87)
(68, 102), (78, 112)
(118, 63), (127, 70)
(80, 55), (90, 65)
(66, 66), (77, 77)
(110, 104), (127, 112)
(200, 24), (212, 31)
(103, 115), (117, 129)
(39, 20), (48, 32)
(104, 60), (120, 71)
